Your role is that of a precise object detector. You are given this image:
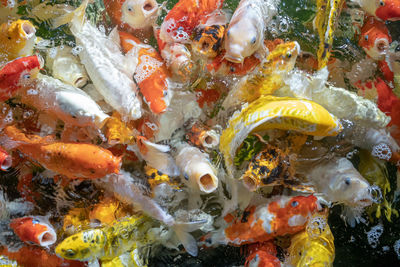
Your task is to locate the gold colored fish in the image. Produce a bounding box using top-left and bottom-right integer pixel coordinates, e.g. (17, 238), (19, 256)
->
(0, 20), (36, 63)
(144, 165), (181, 192)
(314, 0), (345, 69)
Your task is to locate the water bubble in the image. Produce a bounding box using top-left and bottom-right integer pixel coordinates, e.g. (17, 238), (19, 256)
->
(72, 46), (84, 56)
(371, 143), (392, 160)
(367, 224), (384, 248)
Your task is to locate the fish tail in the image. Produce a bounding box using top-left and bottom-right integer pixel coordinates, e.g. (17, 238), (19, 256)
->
(172, 220), (206, 257)
(52, 0), (90, 29)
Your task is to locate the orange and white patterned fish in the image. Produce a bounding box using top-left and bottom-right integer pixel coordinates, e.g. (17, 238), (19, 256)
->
(119, 31), (171, 114)
(358, 16), (392, 60)
(159, 0), (224, 44)
(0, 55), (42, 101)
(203, 195), (319, 246)
(0, 146), (11, 171)
(355, 0), (400, 21)
(10, 216), (57, 247)
(244, 241), (282, 267)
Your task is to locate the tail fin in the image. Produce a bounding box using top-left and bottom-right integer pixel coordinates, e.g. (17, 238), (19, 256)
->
(173, 220), (207, 256)
(52, 0), (90, 29)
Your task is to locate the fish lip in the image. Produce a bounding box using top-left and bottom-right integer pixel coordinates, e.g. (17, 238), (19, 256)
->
(224, 54), (243, 63)
(142, 0), (158, 16)
(374, 38), (389, 52)
(21, 22), (36, 39)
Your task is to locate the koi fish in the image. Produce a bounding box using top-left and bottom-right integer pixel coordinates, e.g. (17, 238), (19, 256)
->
(358, 16), (392, 60)
(205, 50), (261, 76)
(185, 121), (220, 150)
(19, 73), (109, 129)
(224, 0), (278, 63)
(204, 195), (319, 246)
(0, 55), (42, 101)
(314, 0), (345, 69)
(0, 246), (85, 267)
(192, 25), (226, 58)
(155, 28), (193, 79)
(119, 31), (171, 114)
(159, 0), (224, 43)
(88, 197), (129, 226)
(227, 41), (300, 106)
(53, 0), (142, 121)
(175, 143), (219, 193)
(2, 125), (121, 179)
(56, 215), (151, 261)
(144, 165), (181, 192)
(0, 20), (36, 63)
(9, 216), (57, 247)
(285, 213), (335, 267)
(244, 242), (282, 267)
(46, 46), (88, 88)
(305, 157), (376, 209)
(359, 149), (399, 222)
(355, 0), (400, 21)
(104, 0), (159, 33)
(0, 146), (11, 171)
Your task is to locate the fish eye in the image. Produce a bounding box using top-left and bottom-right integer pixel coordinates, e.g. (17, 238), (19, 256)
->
(291, 201), (299, 207)
(287, 53), (292, 58)
(345, 177), (351, 185)
(23, 74), (31, 79)
(395, 45), (400, 52)
(364, 35), (368, 41)
(65, 249), (76, 257)
(251, 37), (257, 44)
(379, 0), (385, 6)
(127, 6), (133, 12)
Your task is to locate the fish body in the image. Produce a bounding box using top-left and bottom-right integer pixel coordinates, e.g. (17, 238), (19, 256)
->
(119, 31), (171, 114)
(20, 74), (109, 128)
(144, 165), (181, 192)
(0, 20), (36, 63)
(46, 46), (88, 88)
(205, 50), (261, 76)
(206, 195), (318, 246)
(0, 247), (85, 267)
(0, 55), (42, 101)
(9, 216), (57, 247)
(160, 0), (224, 43)
(185, 121), (220, 150)
(192, 24), (226, 58)
(56, 215), (150, 261)
(241, 145), (294, 192)
(104, 0), (159, 32)
(3, 126), (121, 179)
(306, 157), (374, 207)
(231, 41), (300, 105)
(359, 16), (392, 60)
(356, 0), (400, 21)
(244, 242), (281, 267)
(53, 0), (142, 121)
(0, 146), (11, 171)
(224, 0), (278, 63)
(286, 213), (335, 267)
(89, 197), (128, 226)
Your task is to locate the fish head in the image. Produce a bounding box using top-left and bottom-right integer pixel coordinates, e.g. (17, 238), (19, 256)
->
(0, 55), (42, 98)
(328, 158), (376, 207)
(267, 41), (300, 72)
(192, 25), (226, 58)
(121, 0), (159, 29)
(0, 20), (36, 61)
(359, 17), (391, 60)
(224, 19), (263, 63)
(55, 229), (106, 261)
(375, 0), (400, 21)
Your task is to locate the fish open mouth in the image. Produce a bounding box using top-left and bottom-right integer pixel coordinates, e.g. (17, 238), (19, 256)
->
(21, 22), (36, 39)
(143, 0), (158, 15)
(0, 155), (12, 171)
(375, 38), (389, 53)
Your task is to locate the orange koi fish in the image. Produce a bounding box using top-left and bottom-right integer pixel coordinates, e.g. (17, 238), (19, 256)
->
(0, 146), (11, 171)
(358, 16), (392, 60)
(119, 31), (171, 114)
(0, 19), (36, 63)
(104, 0), (159, 34)
(356, 0), (400, 21)
(244, 242), (282, 267)
(192, 24), (226, 58)
(204, 195), (319, 246)
(0, 55), (42, 101)
(10, 216), (57, 247)
(2, 125), (121, 179)
(0, 246), (85, 267)
(160, 0), (224, 43)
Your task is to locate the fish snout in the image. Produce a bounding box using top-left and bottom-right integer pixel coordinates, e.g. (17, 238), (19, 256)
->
(376, 0), (400, 21)
(224, 44), (245, 63)
(375, 37), (390, 52)
(20, 21), (36, 39)
(142, 0), (158, 17)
